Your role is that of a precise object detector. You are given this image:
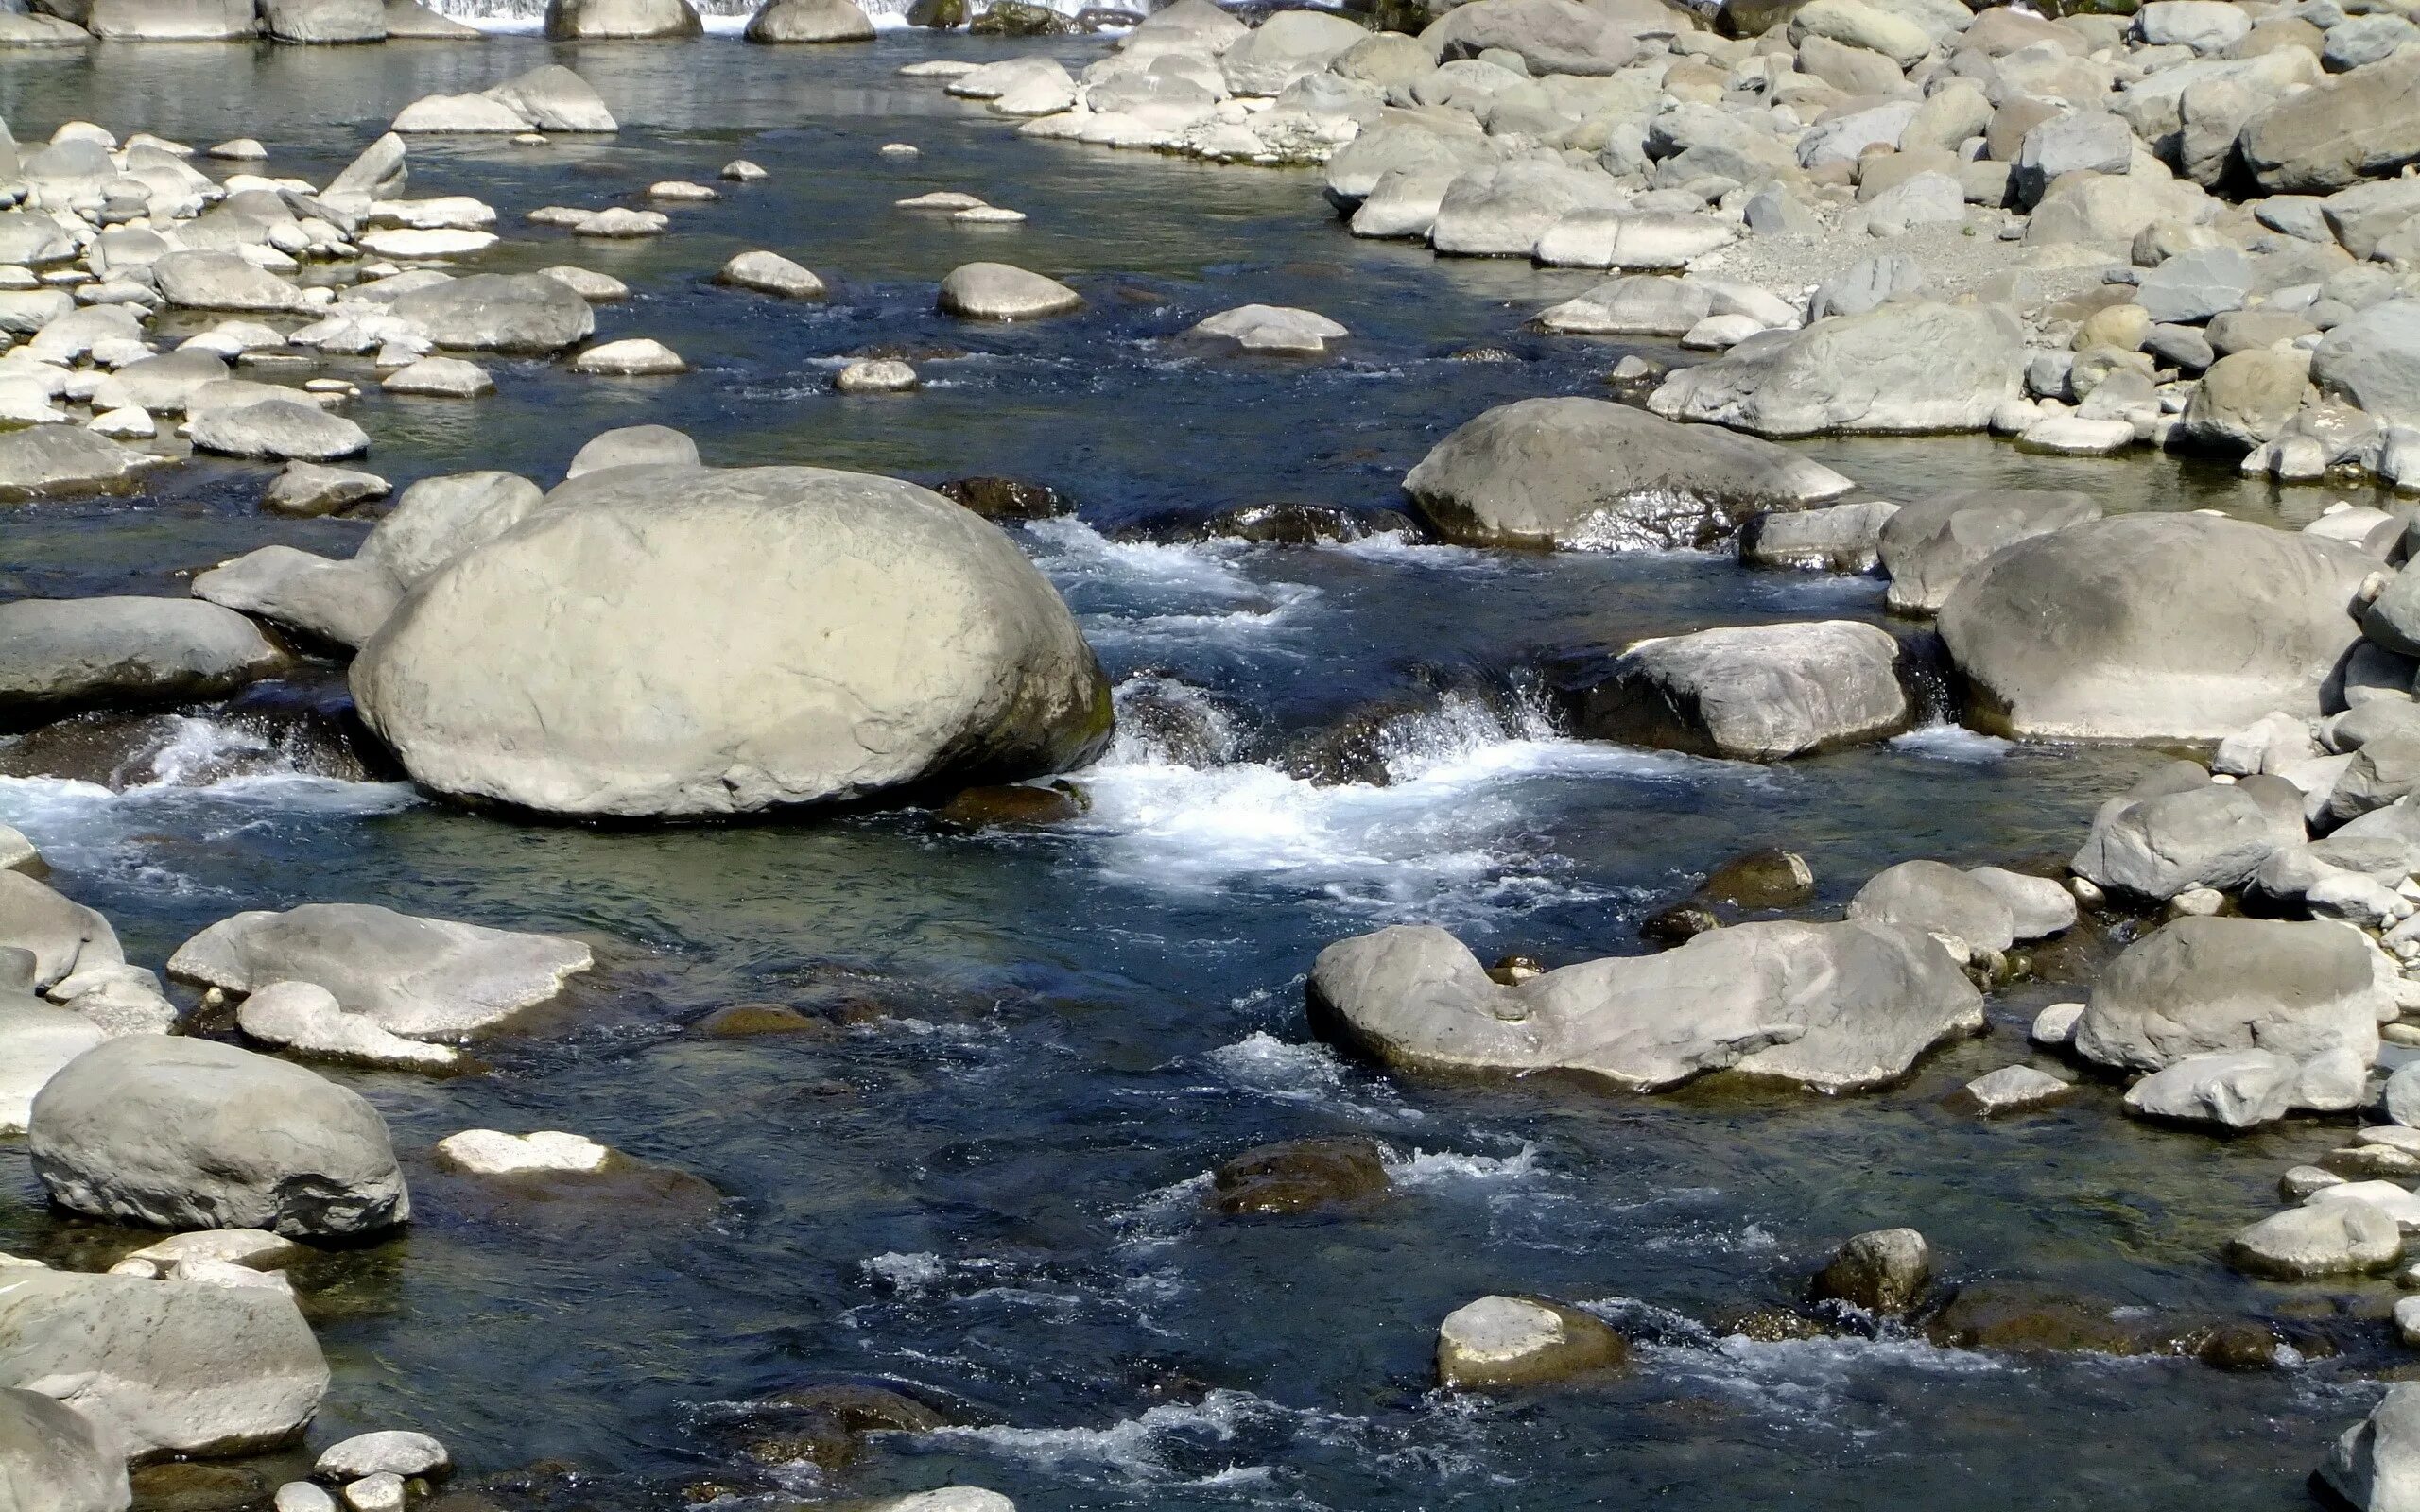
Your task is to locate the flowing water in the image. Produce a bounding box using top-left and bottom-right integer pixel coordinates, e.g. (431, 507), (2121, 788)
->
(0, 34), (2400, 1512)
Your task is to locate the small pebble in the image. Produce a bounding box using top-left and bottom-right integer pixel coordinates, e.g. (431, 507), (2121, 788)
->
(342, 1473), (405, 1512)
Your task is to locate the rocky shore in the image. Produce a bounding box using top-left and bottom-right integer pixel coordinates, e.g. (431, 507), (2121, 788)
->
(9, 0), (2420, 1506)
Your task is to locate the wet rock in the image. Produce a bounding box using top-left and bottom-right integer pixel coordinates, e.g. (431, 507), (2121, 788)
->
(1922, 1283), (2170, 1355)
(115, 1228), (306, 1277)
(1403, 397), (1853, 551)
(1876, 489), (2100, 616)
(744, 0), (873, 41)
(544, 0), (697, 36)
(1309, 919), (1982, 1094)
(563, 424), (698, 480)
(389, 273), (595, 353)
(0, 1269), (327, 1457)
(1737, 500), (1901, 574)
(1556, 620), (1909, 761)
(238, 980), (460, 1072)
(2323, 1381), (2420, 1511)
(721, 1380), (950, 1470)
(169, 902), (593, 1040)
(1154, 502), (1415, 547)
(1209, 1136), (1390, 1216)
(29, 1035), (408, 1238)
(570, 338), (685, 376)
(347, 466), (1114, 818)
(1702, 849), (1814, 910)
(0, 872), (123, 991)
(2075, 916), (2383, 1074)
(1649, 302), (2023, 438)
(935, 476), (1071, 521)
(1184, 304), (1347, 356)
(1639, 901), (1721, 945)
(938, 263), (1081, 320)
(862, 1493), (1013, 1512)
(0, 597), (285, 720)
(717, 249), (823, 299)
(2123, 1048), (2310, 1129)
(383, 357), (492, 399)
(189, 400), (370, 464)
(318, 1431), (450, 1482)
(263, 462), (388, 518)
(1938, 514), (2373, 740)
(2228, 1200), (2404, 1278)
(1950, 1064), (2074, 1116)
(486, 64), (616, 133)
(0, 426), (148, 502)
(0, 1386), (128, 1512)
(931, 782), (1085, 830)
(1809, 1228), (1929, 1315)
(1435, 1296), (1627, 1390)
(695, 1003), (833, 1038)
(130, 1462), (264, 1512)
(834, 358), (917, 394)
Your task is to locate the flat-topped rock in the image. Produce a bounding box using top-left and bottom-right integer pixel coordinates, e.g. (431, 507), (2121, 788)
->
(170, 902), (594, 1040)
(0, 596), (285, 717)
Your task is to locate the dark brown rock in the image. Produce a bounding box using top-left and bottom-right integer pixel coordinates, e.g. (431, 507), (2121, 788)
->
(130, 1464), (266, 1512)
(936, 476), (1072, 520)
(1810, 1228), (1931, 1315)
(1211, 1136), (1392, 1216)
(697, 1003), (835, 1038)
(932, 782), (1087, 830)
(1702, 848), (1816, 909)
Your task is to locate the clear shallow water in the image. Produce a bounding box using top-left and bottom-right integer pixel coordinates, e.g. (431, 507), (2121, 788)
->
(0, 35), (2401, 1512)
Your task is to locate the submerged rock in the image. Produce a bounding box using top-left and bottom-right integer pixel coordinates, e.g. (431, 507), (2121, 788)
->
(169, 903), (593, 1040)
(347, 466), (1114, 818)
(1402, 397), (1854, 551)
(28, 1035), (409, 1238)
(1435, 1295), (1627, 1390)
(1309, 919), (1982, 1094)
(1210, 1136), (1391, 1216)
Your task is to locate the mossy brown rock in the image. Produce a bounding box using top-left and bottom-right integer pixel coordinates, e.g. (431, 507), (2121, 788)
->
(1436, 1296), (1629, 1390)
(1211, 1136), (1392, 1216)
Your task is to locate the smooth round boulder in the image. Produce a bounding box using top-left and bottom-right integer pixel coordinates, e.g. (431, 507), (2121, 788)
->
(0, 1387), (130, 1512)
(2073, 916), (2383, 1074)
(744, 0), (874, 41)
(1556, 619), (1908, 760)
(1846, 861), (2016, 954)
(1810, 1228), (1930, 1315)
(0, 596), (285, 718)
(1937, 514), (2374, 739)
(1876, 489), (2101, 615)
(27, 1035), (409, 1238)
(937, 263), (1082, 320)
(1403, 397), (1854, 551)
(717, 249), (824, 299)
(563, 424), (698, 479)
(569, 338), (686, 376)
(188, 400), (370, 463)
(0, 996), (104, 1137)
(349, 466), (1115, 817)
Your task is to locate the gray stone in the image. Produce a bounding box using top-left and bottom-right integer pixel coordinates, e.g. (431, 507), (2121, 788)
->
(717, 249), (823, 299)
(1220, 9), (1366, 94)
(2072, 767), (2308, 900)
(169, 902), (592, 1040)
(544, 0), (697, 36)
(1954, 1064), (2074, 1115)
(188, 400), (370, 463)
(389, 273), (596, 353)
(191, 547), (399, 651)
(1434, 1295), (1626, 1390)
(2014, 111), (2132, 205)
(262, 0), (385, 42)
(743, 0), (873, 40)
(1308, 919), (1982, 1094)
(0, 876), (121, 995)
(485, 66), (617, 133)
(316, 1430), (450, 1481)
(2322, 1382), (2420, 1512)
(84, 0), (256, 39)
(357, 471), (543, 587)
(1648, 301), (2021, 437)
(563, 424), (697, 479)
(2074, 915), (2384, 1073)
(2241, 49), (2420, 194)
(937, 262), (1081, 320)
(2124, 1047), (2302, 1127)
(1425, 0), (1639, 76)
(1429, 158), (1626, 258)
(2315, 298), (2420, 429)
(1737, 499), (1901, 573)
(1560, 620), (1909, 761)
(1846, 859), (2015, 954)
(1938, 514), (2371, 739)
(1810, 1228), (1930, 1314)
(1876, 487), (2100, 614)
(2135, 244), (2253, 324)
(29, 1035), (407, 1238)
(2228, 1199), (2402, 1277)
(0, 1387), (128, 1512)
(0, 426), (147, 501)
(1401, 397), (1853, 551)
(0, 596), (284, 717)
(0, 995), (103, 1137)
(0, 1269), (325, 1458)
(151, 251), (305, 315)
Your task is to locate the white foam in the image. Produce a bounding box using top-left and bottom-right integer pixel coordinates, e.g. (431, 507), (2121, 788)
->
(1025, 517), (1262, 601)
(1890, 724), (2014, 763)
(1385, 1142), (1543, 1188)
(1193, 1030), (1420, 1125)
(860, 1250), (947, 1295)
(925, 1389), (1271, 1482)
(1065, 699), (1711, 918)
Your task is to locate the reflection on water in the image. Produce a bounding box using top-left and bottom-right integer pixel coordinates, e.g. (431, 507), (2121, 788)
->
(0, 34), (2392, 1512)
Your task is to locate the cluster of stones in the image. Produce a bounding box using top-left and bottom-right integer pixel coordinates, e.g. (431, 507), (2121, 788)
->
(897, 0), (2420, 497)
